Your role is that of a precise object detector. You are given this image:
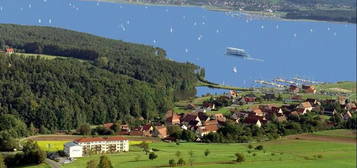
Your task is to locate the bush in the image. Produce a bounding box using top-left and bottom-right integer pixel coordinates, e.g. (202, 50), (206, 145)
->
(247, 144), (253, 149)
(169, 159), (176, 167)
(149, 152), (158, 160)
(317, 154), (323, 159)
(177, 158), (185, 166)
(204, 149), (210, 157)
(235, 153), (245, 163)
(152, 148), (160, 152)
(252, 153), (257, 157)
(255, 145), (264, 151)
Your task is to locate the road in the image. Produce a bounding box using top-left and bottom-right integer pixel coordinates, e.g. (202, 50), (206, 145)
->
(45, 159), (62, 168)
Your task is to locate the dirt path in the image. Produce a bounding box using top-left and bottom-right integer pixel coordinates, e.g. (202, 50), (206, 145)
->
(26, 135), (161, 142)
(287, 134), (356, 144)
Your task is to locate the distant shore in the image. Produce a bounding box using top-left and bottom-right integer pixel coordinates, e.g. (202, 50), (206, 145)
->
(83, 0), (355, 24)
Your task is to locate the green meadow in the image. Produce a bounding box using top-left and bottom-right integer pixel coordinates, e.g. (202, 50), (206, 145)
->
(313, 129), (357, 139)
(61, 133), (356, 168)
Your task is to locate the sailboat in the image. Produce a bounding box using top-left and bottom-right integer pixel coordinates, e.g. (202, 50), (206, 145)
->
(232, 66), (238, 73)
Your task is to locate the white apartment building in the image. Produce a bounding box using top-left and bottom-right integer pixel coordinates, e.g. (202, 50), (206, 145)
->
(64, 136), (129, 157)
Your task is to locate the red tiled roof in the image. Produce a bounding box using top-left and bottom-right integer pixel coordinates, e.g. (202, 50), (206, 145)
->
(300, 102), (312, 108)
(201, 124), (218, 133)
(103, 123), (114, 129)
(204, 119), (218, 126)
(6, 48), (14, 53)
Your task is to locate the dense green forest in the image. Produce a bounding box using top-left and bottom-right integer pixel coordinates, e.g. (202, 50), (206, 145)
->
(283, 9), (356, 23)
(0, 55), (173, 130)
(0, 24), (199, 100)
(0, 24), (202, 130)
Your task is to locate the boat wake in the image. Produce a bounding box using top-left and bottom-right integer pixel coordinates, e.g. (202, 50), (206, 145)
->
(244, 57), (264, 62)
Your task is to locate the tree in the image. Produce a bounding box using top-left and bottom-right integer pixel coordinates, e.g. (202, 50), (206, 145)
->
(255, 145), (264, 151)
(204, 149), (210, 157)
(20, 140), (46, 164)
(188, 150), (194, 166)
(96, 56), (109, 67)
(39, 125), (51, 134)
(139, 141), (150, 155)
(28, 123), (37, 136)
(78, 123), (91, 135)
(169, 159), (176, 167)
(86, 159), (97, 168)
(0, 135), (18, 151)
(0, 154), (6, 168)
(149, 152), (158, 160)
(0, 114), (28, 138)
(175, 151), (181, 158)
(177, 158), (185, 166)
(111, 122), (121, 133)
(167, 125), (182, 139)
(98, 155), (113, 168)
(276, 94), (283, 101)
(235, 153), (245, 163)
(181, 130), (196, 142)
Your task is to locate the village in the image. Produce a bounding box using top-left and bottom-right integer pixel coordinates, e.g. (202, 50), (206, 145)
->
(60, 82), (356, 159)
(115, 86), (355, 138)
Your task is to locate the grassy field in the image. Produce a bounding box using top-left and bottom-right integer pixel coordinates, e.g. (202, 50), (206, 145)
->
(313, 129), (356, 139)
(316, 81), (357, 100)
(37, 140), (70, 152)
(17, 53), (68, 60)
(60, 131), (356, 168)
(15, 53), (87, 62)
(317, 81), (356, 93)
(37, 140), (148, 152)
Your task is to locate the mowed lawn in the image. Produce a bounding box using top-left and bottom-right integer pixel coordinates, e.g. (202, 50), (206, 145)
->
(62, 138), (356, 168)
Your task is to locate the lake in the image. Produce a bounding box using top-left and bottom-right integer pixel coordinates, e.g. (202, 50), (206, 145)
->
(0, 0), (356, 96)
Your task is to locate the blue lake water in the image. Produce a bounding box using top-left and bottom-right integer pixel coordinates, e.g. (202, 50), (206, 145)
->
(0, 0), (356, 96)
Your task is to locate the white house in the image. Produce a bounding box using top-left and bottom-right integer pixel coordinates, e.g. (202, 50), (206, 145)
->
(64, 136), (129, 157)
(64, 142), (83, 158)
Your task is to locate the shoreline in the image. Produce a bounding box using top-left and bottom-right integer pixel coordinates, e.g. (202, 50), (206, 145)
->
(82, 0), (355, 24)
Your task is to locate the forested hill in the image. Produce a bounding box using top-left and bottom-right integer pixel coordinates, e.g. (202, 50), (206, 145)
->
(0, 24), (201, 130)
(0, 55), (172, 130)
(0, 24), (200, 99)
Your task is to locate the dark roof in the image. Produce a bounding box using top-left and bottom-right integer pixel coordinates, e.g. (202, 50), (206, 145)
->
(181, 113), (198, 123)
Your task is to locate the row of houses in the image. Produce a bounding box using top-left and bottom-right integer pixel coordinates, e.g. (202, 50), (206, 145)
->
(289, 85), (317, 94)
(231, 97), (356, 127)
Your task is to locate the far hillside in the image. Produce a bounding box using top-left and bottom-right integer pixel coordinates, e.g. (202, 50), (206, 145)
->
(0, 24), (205, 131)
(0, 24), (200, 100)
